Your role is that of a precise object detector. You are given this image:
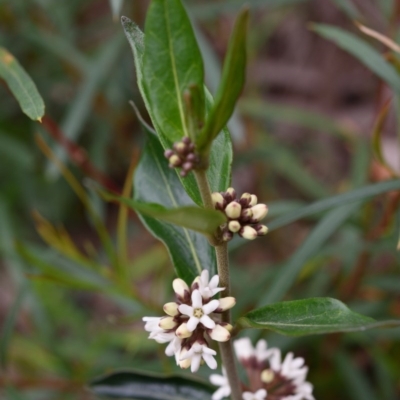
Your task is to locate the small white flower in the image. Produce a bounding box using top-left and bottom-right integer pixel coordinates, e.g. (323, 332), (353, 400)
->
(242, 389), (267, 400)
(197, 270), (225, 299)
(180, 342), (217, 372)
(165, 336), (182, 357)
(233, 338), (272, 363)
(178, 289), (219, 331)
(210, 368), (231, 400)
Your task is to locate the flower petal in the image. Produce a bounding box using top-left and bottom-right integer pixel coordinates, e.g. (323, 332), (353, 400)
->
(187, 316), (199, 332)
(202, 299), (219, 314)
(191, 289), (203, 308)
(200, 314), (216, 329)
(203, 353), (217, 369)
(191, 353), (201, 373)
(178, 304), (193, 317)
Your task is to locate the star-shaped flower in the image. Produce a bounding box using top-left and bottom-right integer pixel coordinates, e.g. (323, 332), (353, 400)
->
(178, 289), (219, 331)
(242, 389), (267, 400)
(180, 342), (217, 372)
(196, 270), (225, 299)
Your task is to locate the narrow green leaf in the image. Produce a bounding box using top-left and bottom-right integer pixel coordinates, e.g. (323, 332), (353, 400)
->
(239, 297), (400, 336)
(142, 0), (204, 145)
(329, 0), (361, 19)
(311, 24), (400, 93)
(122, 18), (233, 207)
(90, 370), (214, 400)
(197, 8), (248, 155)
(101, 193), (226, 235)
(0, 284), (26, 369)
(0, 47), (45, 121)
(267, 179), (400, 232)
(133, 124), (217, 284)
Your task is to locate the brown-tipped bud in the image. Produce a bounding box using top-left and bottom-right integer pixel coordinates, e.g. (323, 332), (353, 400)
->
(250, 194), (258, 206)
(182, 136), (191, 144)
(212, 192), (224, 208)
(221, 322), (233, 332)
(222, 230), (233, 242)
(173, 278), (189, 299)
(251, 204), (268, 222)
(225, 201), (241, 219)
(163, 302), (179, 317)
(217, 297), (236, 312)
(225, 187), (236, 201)
(188, 143), (195, 151)
(176, 323), (192, 338)
(159, 316), (177, 330)
(209, 324), (231, 342)
(255, 224), (268, 236)
(169, 154), (181, 167)
(241, 208), (253, 221)
(186, 153), (196, 162)
(182, 162), (193, 171)
(179, 348), (191, 369)
(239, 226), (257, 240)
(240, 192), (251, 207)
(228, 220), (241, 233)
(174, 141), (187, 154)
(164, 149), (174, 158)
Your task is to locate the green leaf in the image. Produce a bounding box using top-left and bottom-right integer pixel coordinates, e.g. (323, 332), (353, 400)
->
(311, 24), (400, 93)
(133, 123), (217, 284)
(238, 297), (400, 336)
(0, 47), (45, 121)
(142, 0), (204, 145)
(197, 8), (248, 155)
(90, 370), (214, 400)
(101, 193), (226, 236)
(122, 18), (233, 207)
(267, 179), (400, 232)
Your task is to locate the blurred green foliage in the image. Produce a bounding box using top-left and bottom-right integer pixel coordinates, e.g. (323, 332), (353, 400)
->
(0, 1), (399, 399)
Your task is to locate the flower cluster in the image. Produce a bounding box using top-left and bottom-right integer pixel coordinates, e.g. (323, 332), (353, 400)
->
(164, 136), (200, 177)
(212, 188), (268, 241)
(210, 338), (315, 400)
(143, 270), (235, 373)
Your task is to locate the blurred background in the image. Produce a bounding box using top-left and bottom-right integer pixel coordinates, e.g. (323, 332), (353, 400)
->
(0, 0), (399, 399)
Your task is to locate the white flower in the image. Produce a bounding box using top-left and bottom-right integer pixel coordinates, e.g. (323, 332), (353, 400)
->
(234, 338), (272, 363)
(178, 289), (219, 331)
(242, 389), (267, 400)
(196, 270), (225, 299)
(180, 342), (217, 372)
(165, 336), (182, 357)
(210, 368), (231, 400)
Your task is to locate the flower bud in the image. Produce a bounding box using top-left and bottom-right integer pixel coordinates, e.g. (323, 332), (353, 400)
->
(222, 230), (233, 242)
(182, 136), (191, 144)
(164, 149), (174, 158)
(209, 324), (231, 342)
(225, 187), (236, 201)
(240, 192), (251, 206)
(228, 220), (241, 233)
(176, 323), (192, 338)
(217, 297), (236, 312)
(169, 154), (181, 167)
(179, 348), (191, 369)
(249, 194), (258, 206)
(174, 141), (186, 154)
(251, 204), (268, 222)
(225, 201), (241, 219)
(240, 226), (257, 240)
(255, 224), (268, 236)
(159, 316), (177, 330)
(212, 192), (224, 208)
(241, 208), (253, 220)
(163, 302), (179, 317)
(173, 278), (189, 298)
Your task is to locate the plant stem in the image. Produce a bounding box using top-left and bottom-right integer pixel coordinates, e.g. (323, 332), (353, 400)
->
(194, 170), (242, 400)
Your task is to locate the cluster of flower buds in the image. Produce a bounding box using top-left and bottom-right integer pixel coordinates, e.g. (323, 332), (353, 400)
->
(212, 187), (268, 241)
(164, 137), (200, 177)
(143, 270), (235, 373)
(210, 338), (315, 400)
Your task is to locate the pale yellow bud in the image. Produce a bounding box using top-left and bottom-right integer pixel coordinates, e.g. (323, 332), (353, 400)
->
(249, 194), (258, 206)
(169, 154), (181, 167)
(159, 316), (177, 330)
(211, 192), (224, 208)
(176, 323), (192, 338)
(251, 204), (268, 222)
(261, 369), (275, 384)
(256, 225), (268, 236)
(240, 226), (257, 240)
(163, 302), (179, 317)
(225, 201), (241, 219)
(228, 220), (241, 233)
(172, 278), (189, 298)
(209, 324), (231, 342)
(218, 297), (236, 311)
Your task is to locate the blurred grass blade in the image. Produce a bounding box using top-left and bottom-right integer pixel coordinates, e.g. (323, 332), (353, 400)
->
(335, 352), (377, 400)
(110, 0), (124, 20)
(0, 47), (45, 121)
(311, 24), (400, 93)
(47, 34), (125, 178)
(330, 0), (361, 19)
(239, 297), (400, 336)
(356, 22), (400, 54)
(101, 192), (226, 235)
(0, 284), (26, 369)
(372, 100), (397, 175)
(197, 8), (248, 155)
(267, 179), (400, 231)
(261, 204), (359, 305)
